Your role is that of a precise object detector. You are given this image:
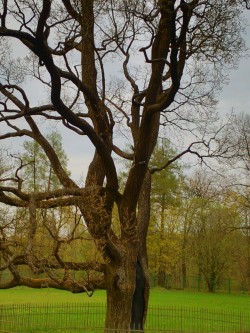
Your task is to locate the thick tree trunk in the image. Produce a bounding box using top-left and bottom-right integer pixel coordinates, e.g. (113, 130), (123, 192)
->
(105, 257), (148, 332)
(105, 253), (137, 332)
(104, 171), (151, 332)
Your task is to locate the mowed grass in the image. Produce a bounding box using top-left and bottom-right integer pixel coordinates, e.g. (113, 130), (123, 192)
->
(150, 288), (250, 312)
(0, 286), (106, 304)
(0, 286), (250, 313)
(1, 288), (250, 332)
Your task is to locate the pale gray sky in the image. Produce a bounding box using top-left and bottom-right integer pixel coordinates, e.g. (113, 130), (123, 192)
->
(66, 17), (250, 181)
(1, 9), (250, 182)
(217, 10), (250, 117)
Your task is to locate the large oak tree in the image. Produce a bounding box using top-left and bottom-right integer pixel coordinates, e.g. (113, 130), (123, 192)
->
(0, 0), (249, 331)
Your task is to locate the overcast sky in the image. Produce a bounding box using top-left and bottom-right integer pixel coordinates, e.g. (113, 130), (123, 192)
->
(1, 8), (250, 183)
(66, 11), (250, 182)
(217, 10), (250, 117)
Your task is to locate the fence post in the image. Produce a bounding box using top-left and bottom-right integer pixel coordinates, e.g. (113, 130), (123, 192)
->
(180, 306), (183, 332)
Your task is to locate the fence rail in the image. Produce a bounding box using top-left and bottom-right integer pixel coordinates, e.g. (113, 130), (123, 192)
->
(0, 302), (250, 333)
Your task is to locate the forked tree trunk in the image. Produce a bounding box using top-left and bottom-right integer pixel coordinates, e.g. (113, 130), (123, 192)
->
(105, 254), (149, 332)
(104, 171), (151, 332)
(105, 254), (137, 332)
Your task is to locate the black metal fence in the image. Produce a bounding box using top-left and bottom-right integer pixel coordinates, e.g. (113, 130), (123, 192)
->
(1, 302), (250, 332)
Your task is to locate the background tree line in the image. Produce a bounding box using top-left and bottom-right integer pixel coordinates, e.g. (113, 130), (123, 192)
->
(1, 119), (249, 294)
(131, 118), (250, 293)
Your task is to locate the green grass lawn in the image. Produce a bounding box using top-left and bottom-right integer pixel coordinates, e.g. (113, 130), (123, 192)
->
(150, 288), (250, 312)
(0, 286), (106, 304)
(1, 286), (250, 312)
(1, 287), (250, 332)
